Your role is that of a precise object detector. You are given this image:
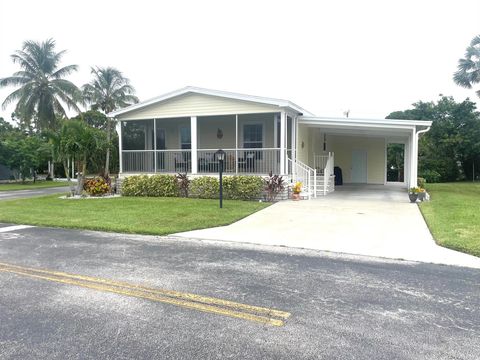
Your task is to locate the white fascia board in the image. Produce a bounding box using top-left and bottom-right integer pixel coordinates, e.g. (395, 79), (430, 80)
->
(109, 86), (313, 118)
(299, 116), (432, 128)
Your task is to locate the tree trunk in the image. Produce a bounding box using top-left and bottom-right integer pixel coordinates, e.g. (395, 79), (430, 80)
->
(63, 159), (76, 197)
(50, 147), (55, 179)
(105, 118), (111, 177)
(75, 155), (87, 196)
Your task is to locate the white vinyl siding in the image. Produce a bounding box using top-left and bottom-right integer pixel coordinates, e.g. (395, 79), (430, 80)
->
(117, 93), (280, 120)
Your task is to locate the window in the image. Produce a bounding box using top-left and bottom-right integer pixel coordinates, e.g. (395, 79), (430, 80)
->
(243, 124), (263, 149)
(180, 127), (191, 149)
(243, 123), (263, 160)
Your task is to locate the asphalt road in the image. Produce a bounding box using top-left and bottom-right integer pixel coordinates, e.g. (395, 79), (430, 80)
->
(0, 224), (479, 359)
(0, 186), (69, 200)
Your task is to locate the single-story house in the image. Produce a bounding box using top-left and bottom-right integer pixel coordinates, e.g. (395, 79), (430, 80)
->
(109, 87), (431, 198)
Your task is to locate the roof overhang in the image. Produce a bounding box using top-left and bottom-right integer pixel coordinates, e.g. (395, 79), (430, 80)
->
(298, 116), (432, 137)
(109, 86), (314, 118)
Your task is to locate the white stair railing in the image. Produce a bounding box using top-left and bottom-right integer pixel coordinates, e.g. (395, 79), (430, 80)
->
(323, 152), (334, 195)
(287, 157), (316, 199)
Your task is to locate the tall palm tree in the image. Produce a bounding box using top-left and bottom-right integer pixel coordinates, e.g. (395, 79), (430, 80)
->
(0, 38), (81, 131)
(454, 35), (480, 98)
(82, 67), (139, 176)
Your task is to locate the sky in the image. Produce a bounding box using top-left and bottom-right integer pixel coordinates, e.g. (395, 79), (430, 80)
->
(0, 0), (479, 121)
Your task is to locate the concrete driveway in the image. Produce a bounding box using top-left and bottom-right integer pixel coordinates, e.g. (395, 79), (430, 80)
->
(175, 185), (480, 268)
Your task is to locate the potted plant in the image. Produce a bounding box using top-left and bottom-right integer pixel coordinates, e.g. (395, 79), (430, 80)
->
(292, 182), (302, 201)
(408, 187), (422, 203)
(417, 187), (427, 201)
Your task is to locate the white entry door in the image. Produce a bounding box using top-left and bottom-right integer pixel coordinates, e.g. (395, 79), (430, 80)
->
(351, 150), (367, 183)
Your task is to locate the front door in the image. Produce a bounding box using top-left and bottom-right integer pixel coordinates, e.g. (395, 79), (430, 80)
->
(351, 150), (367, 183)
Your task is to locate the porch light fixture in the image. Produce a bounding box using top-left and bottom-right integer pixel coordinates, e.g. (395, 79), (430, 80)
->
(215, 149), (226, 208)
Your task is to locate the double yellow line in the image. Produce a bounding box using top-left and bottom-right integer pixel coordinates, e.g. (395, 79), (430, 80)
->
(0, 262), (290, 327)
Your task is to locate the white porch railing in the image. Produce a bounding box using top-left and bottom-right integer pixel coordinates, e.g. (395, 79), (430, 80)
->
(122, 150), (192, 173)
(288, 157), (316, 199)
(122, 148), (280, 174)
(323, 152), (334, 195)
(314, 153), (329, 174)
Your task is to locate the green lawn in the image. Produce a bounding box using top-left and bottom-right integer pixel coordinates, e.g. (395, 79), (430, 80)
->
(419, 182), (480, 257)
(0, 195), (270, 235)
(0, 181), (69, 191)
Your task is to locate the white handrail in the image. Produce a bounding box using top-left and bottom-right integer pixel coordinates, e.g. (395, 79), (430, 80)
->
(289, 157), (315, 199)
(323, 152), (334, 195)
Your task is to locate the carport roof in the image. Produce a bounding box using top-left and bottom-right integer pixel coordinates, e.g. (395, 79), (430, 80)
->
(298, 116), (432, 132)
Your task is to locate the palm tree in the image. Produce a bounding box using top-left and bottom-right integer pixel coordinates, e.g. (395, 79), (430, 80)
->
(82, 67), (139, 176)
(0, 38), (81, 131)
(454, 35), (480, 98)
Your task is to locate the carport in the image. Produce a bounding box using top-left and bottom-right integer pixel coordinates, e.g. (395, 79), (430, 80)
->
(296, 117), (432, 188)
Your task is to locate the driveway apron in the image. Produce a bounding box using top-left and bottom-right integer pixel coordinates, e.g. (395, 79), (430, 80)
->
(175, 185), (480, 268)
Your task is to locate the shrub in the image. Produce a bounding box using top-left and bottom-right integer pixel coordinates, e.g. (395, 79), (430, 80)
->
(190, 176), (219, 199)
(264, 172), (285, 202)
(122, 175), (179, 197)
(223, 175), (264, 200)
(419, 170), (441, 184)
(176, 173), (190, 198)
(84, 177), (111, 196)
(417, 177), (426, 188)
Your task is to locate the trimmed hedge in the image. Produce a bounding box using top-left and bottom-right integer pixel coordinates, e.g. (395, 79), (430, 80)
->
(189, 177), (219, 199)
(122, 175), (179, 197)
(223, 176), (264, 200)
(122, 174), (264, 201)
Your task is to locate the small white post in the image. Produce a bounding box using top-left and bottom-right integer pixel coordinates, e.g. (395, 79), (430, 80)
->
(191, 116), (198, 174)
(280, 111), (286, 175)
(153, 119), (157, 173)
(116, 121), (123, 175)
(235, 114), (239, 174)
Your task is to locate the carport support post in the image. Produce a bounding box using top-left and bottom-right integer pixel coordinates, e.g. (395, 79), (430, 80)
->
(409, 128), (418, 188)
(191, 116), (198, 174)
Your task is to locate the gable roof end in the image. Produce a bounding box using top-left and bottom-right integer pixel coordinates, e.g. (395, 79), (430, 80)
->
(108, 86), (314, 117)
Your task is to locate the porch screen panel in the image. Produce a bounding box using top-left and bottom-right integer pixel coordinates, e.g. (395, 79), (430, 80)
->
(122, 120), (154, 150)
(121, 119), (154, 172)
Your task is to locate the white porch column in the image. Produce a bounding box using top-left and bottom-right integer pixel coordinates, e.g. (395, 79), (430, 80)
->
(280, 111), (286, 174)
(235, 114), (239, 174)
(116, 121), (123, 174)
(291, 115), (296, 165)
(191, 116), (198, 174)
(153, 119), (157, 173)
(409, 128), (418, 188)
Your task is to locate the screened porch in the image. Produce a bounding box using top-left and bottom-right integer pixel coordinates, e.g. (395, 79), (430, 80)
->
(119, 112), (294, 175)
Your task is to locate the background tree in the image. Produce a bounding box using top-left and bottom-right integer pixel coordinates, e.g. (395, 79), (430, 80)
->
(454, 35), (480, 99)
(82, 67), (138, 176)
(0, 118), (50, 182)
(387, 96), (480, 182)
(0, 39), (81, 131)
(71, 110), (119, 174)
(49, 120), (107, 195)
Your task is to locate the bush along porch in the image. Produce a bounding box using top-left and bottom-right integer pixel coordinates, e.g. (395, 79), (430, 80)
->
(120, 173), (289, 201)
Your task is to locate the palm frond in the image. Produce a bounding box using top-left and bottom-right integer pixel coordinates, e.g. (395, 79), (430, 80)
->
(2, 87), (26, 109)
(51, 64), (78, 79)
(0, 76), (30, 88)
(470, 35), (480, 47)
